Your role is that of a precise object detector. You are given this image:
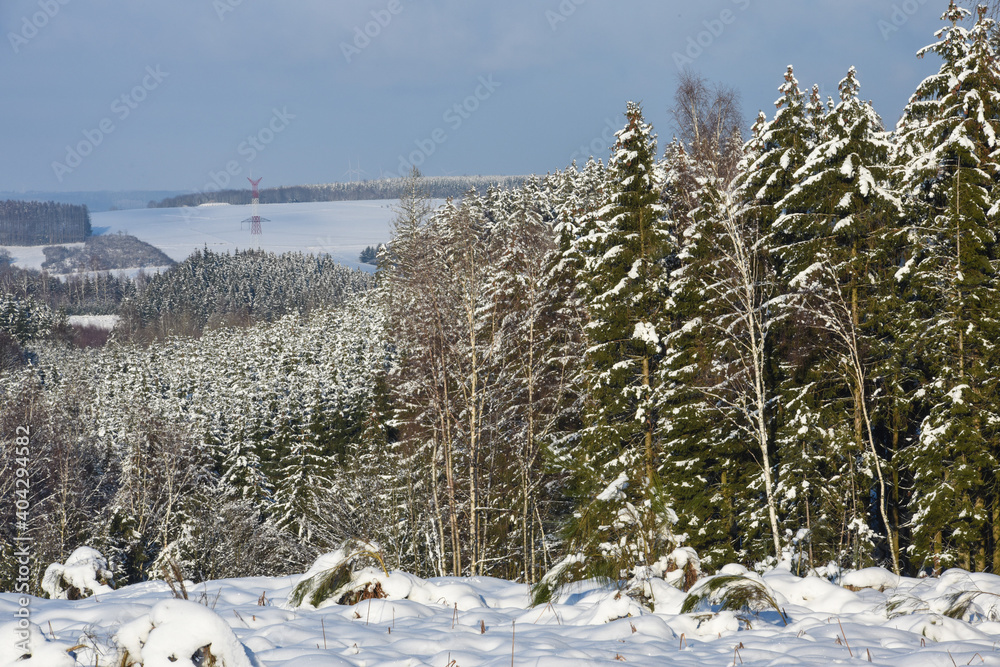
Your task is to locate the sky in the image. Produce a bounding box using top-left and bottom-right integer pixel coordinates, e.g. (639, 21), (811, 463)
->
(1, 0), (957, 194)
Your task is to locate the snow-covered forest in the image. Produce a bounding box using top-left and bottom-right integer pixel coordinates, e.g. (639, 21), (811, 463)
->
(5, 3), (1000, 664)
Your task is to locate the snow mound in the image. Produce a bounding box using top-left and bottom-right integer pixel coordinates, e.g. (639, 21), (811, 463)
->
(764, 570), (865, 615)
(0, 621), (77, 666)
(842, 566), (900, 591)
(116, 598), (259, 667)
(41, 546), (115, 600)
(290, 544), (489, 611)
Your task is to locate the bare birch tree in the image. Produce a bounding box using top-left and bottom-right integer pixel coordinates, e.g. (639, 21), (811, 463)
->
(790, 259), (900, 574)
(699, 188), (782, 559)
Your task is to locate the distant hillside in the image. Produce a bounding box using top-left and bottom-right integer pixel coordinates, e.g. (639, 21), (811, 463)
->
(0, 199), (91, 245)
(41, 234), (175, 273)
(149, 175), (528, 208)
(0, 190), (186, 213)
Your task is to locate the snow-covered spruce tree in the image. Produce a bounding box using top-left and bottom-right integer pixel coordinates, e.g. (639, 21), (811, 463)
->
(0, 294), (63, 345)
(559, 102), (680, 583)
(775, 67), (904, 572)
(657, 140), (749, 569)
(895, 3), (1000, 574)
(269, 380), (333, 546)
(739, 65), (818, 263)
(657, 74), (750, 569)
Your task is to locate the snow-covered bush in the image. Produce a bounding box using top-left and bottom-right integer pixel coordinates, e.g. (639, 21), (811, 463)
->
(534, 546), (703, 608)
(41, 546), (115, 600)
(288, 539), (390, 609)
(681, 571), (788, 624)
(115, 598), (259, 667)
(286, 540), (488, 611)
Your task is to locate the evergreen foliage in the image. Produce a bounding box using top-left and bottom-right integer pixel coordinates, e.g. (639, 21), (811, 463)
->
(119, 248), (373, 339)
(560, 102), (681, 581)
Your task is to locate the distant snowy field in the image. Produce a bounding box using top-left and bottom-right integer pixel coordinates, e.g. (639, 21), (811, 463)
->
(4, 565), (1000, 666)
(2, 200), (408, 273)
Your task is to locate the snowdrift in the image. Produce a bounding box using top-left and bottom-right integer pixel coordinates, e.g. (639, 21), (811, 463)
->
(3, 562), (1000, 666)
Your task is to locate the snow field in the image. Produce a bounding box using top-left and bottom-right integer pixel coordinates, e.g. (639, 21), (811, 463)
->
(91, 201), (402, 271)
(1, 199), (412, 274)
(3, 565), (1000, 666)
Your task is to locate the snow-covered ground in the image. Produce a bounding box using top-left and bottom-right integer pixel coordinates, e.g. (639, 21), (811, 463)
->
(2, 200), (408, 273)
(67, 315), (120, 330)
(3, 564), (1000, 666)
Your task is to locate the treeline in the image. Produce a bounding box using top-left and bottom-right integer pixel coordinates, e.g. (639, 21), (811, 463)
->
(373, 4), (1000, 582)
(0, 199), (91, 245)
(148, 175), (528, 208)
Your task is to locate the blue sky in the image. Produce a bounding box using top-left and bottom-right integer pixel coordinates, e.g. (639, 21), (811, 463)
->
(2, 0), (951, 193)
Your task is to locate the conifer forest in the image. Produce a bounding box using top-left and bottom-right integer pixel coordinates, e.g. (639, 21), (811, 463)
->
(6, 1), (1000, 597)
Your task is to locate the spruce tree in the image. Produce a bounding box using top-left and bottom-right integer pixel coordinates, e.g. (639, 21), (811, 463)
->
(562, 102), (678, 579)
(896, 2), (1000, 573)
(658, 140), (747, 567)
(775, 67), (903, 571)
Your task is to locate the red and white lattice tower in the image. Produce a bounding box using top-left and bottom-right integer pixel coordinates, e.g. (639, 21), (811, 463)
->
(242, 176), (269, 235)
